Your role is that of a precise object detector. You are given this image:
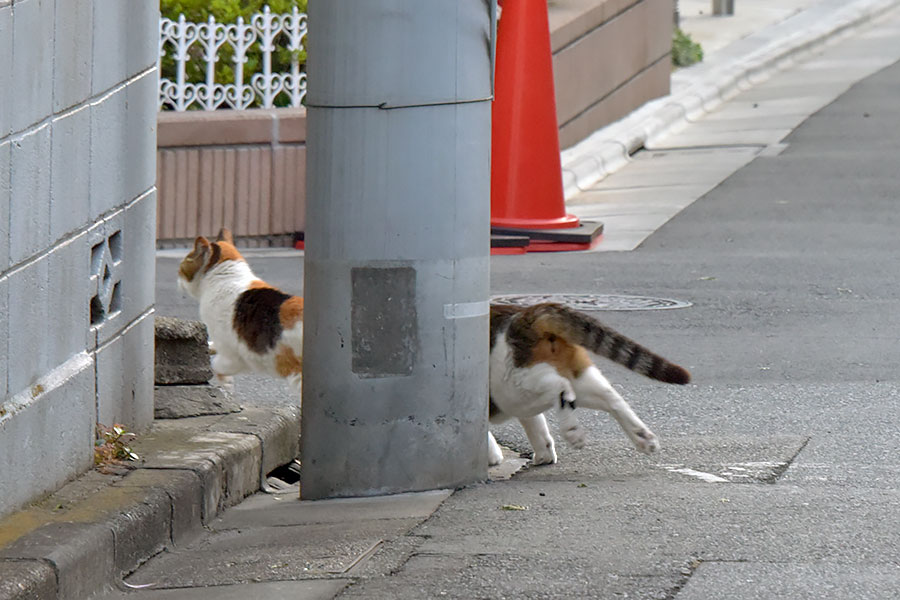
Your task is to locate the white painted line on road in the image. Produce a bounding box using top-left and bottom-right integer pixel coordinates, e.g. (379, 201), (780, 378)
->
(664, 467), (730, 483)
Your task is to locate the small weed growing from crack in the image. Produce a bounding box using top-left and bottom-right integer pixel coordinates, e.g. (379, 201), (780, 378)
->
(673, 28), (703, 67)
(94, 423), (140, 474)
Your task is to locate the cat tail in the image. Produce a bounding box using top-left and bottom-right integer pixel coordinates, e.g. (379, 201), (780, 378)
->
(533, 303), (691, 385)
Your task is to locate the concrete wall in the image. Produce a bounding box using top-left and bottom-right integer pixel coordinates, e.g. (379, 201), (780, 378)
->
(155, 0), (673, 246)
(0, 0), (159, 520)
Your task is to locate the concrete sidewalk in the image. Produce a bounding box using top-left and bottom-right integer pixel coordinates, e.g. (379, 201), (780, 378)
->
(4, 0), (900, 598)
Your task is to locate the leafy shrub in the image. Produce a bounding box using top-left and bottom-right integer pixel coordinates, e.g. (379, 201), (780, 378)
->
(672, 27), (703, 67)
(159, 0), (308, 109)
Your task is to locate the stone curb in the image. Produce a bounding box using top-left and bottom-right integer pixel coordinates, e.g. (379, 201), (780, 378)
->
(561, 0), (900, 198)
(0, 405), (300, 600)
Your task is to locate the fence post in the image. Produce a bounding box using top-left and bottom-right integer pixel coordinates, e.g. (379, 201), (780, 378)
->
(301, 0), (494, 499)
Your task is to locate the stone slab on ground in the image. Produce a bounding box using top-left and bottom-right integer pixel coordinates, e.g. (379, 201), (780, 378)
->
(214, 489), (452, 530)
(154, 384), (241, 419)
(154, 316), (213, 385)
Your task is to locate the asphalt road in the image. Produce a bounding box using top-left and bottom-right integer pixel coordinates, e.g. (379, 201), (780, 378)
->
(470, 54), (900, 599)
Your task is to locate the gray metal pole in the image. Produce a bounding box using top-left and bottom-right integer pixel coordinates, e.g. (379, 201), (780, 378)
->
(712, 0), (735, 16)
(301, 0), (494, 499)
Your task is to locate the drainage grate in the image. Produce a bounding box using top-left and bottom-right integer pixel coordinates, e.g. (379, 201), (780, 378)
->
(491, 293), (692, 311)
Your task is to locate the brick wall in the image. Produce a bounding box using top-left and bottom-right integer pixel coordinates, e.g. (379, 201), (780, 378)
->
(0, 0), (158, 520)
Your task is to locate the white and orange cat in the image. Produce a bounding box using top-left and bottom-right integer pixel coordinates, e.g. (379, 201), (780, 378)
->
(177, 229), (303, 392)
(178, 230), (688, 466)
(487, 303), (689, 466)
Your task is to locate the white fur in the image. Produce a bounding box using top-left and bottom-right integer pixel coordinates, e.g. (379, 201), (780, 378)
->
(179, 259), (303, 393)
(488, 326), (658, 466)
(487, 431), (505, 466)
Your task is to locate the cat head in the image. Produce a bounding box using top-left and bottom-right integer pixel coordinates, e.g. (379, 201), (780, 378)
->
(178, 228), (245, 298)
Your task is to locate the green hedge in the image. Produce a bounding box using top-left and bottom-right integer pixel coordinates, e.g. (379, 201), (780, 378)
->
(160, 1), (308, 109)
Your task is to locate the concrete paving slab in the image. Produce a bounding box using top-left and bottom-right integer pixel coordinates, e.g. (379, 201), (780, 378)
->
(678, 561), (900, 600)
(488, 446), (530, 481)
(567, 185), (708, 209)
(504, 435), (809, 485)
(126, 517), (427, 588)
(213, 489), (452, 529)
(104, 579), (351, 600)
(338, 551), (683, 600)
(654, 128), (794, 148)
(588, 228), (662, 252)
(683, 112), (809, 131)
(413, 480), (900, 565)
(594, 147), (761, 189)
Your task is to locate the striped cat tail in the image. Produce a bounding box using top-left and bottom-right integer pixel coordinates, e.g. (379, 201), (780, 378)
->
(532, 303), (691, 385)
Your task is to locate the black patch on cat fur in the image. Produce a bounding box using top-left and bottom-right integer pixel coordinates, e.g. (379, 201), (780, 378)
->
(233, 287), (291, 353)
(489, 397), (500, 419)
(626, 346), (643, 370)
(559, 392), (575, 411)
(205, 243), (221, 272)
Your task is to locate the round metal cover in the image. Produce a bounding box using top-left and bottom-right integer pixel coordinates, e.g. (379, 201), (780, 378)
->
(491, 294), (692, 311)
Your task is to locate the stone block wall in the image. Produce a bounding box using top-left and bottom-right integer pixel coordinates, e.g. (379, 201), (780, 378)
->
(0, 0), (159, 520)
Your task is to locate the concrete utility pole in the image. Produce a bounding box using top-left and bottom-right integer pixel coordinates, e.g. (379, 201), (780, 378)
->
(302, 0), (495, 499)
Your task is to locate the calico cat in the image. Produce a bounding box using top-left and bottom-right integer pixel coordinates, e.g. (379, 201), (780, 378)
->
(177, 229), (304, 392)
(488, 302), (689, 466)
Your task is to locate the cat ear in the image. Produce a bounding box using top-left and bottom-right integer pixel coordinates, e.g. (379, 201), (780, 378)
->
(193, 236), (211, 260)
(216, 228), (234, 244)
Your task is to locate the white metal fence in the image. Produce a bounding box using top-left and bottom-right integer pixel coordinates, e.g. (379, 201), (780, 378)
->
(158, 6), (308, 111)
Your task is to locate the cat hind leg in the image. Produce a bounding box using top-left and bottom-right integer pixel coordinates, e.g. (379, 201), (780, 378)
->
(572, 366), (659, 455)
(211, 352), (248, 392)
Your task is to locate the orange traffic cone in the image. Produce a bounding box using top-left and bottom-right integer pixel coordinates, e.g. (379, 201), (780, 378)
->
(490, 0), (578, 231)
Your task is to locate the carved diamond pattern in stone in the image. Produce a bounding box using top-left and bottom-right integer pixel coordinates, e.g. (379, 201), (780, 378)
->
(90, 231), (123, 326)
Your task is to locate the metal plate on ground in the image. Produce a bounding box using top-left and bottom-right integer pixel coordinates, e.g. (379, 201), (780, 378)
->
(491, 293), (692, 311)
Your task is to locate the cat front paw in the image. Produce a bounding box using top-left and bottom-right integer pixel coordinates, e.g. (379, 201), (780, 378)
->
(632, 428), (660, 455)
(531, 441), (558, 466)
(487, 432), (504, 466)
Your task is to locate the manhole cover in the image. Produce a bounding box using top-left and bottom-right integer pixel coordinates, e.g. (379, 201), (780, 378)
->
(491, 294), (692, 311)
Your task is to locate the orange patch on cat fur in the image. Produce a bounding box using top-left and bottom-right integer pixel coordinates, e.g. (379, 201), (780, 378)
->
(529, 335), (592, 379)
(213, 241), (244, 263)
(248, 280), (271, 290)
(280, 297), (304, 329)
(275, 345), (303, 378)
